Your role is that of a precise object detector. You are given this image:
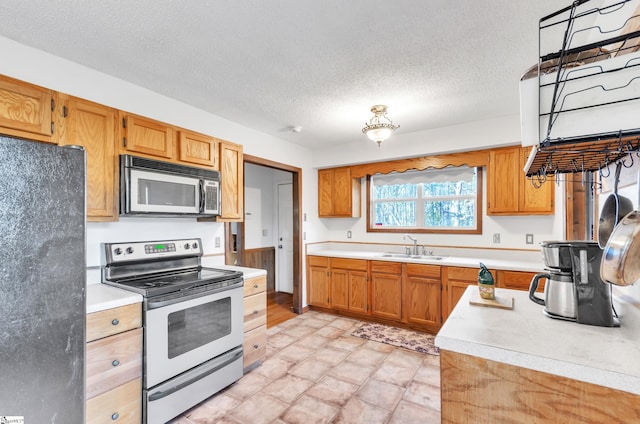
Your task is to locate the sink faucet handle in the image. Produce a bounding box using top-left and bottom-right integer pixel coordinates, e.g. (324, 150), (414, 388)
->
(405, 246), (411, 255)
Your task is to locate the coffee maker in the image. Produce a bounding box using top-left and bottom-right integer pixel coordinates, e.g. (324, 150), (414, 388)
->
(529, 241), (618, 327)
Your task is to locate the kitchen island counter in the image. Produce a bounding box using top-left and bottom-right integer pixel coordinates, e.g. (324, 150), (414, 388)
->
(435, 286), (640, 422)
(435, 286), (640, 395)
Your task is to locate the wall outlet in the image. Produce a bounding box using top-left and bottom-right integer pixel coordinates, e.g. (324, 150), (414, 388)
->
(493, 233), (501, 244)
(303, 213), (307, 222)
(526, 234), (534, 244)
(262, 229), (268, 236)
(347, 230), (352, 239)
(303, 232), (306, 240)
(215, 236), (221, 248)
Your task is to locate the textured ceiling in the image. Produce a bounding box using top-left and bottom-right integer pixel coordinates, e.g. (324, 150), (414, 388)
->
(0, 0), (564, 149)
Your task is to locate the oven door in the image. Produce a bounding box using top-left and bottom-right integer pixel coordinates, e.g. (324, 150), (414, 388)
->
(128, 168), (201, 214)
(144, 284), (244, 388)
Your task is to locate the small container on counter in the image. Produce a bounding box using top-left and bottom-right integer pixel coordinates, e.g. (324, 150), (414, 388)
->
(478, 262), (495, 300)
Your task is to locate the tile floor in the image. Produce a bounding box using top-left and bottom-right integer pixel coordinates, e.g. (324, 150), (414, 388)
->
(169, 311), (441, 424)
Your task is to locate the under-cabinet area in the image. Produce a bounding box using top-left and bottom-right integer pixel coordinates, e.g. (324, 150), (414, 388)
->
(306, 252), (539, 333)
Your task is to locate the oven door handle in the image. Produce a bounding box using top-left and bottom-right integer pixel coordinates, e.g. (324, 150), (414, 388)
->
(146, 280), (244, 309)
(147, 347), (243, 402)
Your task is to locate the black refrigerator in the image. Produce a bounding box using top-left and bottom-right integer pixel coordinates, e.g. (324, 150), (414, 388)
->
(0, 135), (86, 423)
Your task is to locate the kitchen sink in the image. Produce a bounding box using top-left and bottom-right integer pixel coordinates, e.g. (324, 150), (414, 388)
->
(381, 253), (446, 261)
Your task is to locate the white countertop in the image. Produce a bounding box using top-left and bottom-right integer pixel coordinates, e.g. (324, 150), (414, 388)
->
(308, 248), (544, 273)
(86, 265), (267, 313)
(435, 286), (640, 395)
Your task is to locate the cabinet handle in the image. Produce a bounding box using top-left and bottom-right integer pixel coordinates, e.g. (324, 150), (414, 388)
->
(253, 310), (258, 315)
(111, 319), (119, 326)
(112, 359), (120, 367)
(111, 412), (119, 420)
(253, 344), (259, 349)
(253, 284), (259, 289)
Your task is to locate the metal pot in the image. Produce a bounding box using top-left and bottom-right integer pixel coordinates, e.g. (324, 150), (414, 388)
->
(600, 210), (640, 286)
(598, 162), (634, 248)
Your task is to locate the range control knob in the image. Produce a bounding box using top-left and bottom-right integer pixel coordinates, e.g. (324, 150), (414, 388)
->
(192, 242), (198, 249)
(184, 243), (190, 249)
(125, 247), (134, 254)
(113, 247), (122, 255)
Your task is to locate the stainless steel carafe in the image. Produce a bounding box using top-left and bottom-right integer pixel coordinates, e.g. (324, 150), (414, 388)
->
(529, 270), (576, 319)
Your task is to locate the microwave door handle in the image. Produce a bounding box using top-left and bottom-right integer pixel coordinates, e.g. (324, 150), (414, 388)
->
(199, 180), (205, 213)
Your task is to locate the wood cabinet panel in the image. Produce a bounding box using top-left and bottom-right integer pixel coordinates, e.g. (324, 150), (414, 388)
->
(405, 263), (441, 327)
(331, 257), (368, 271)
(121, 113), (174, 159)
(331, 268), (349, 310)
(488, 146), (554, 216)
(244, 292), (267, 333)
(218, 140), (244, 220)
(86, 377), (141, 424)
(370, 261), (402, 274)
(443, 266), (477, 322)
(348, 270), (368, 314)
(243, 274), (267, 297)
(308, 262), (331, 308)
(0, 75), (53, 142)
(178, 130), (218, 168)
(317, 167), (360, 217)
(497, 270), (543, 292)
(86, 328), (142, 399)
(371, 271), (402, 321)
(87, 303), (142, 342)
(440, 350), (640, 423)
(243, 326), (267, 370)
(58, 96), (118, 221)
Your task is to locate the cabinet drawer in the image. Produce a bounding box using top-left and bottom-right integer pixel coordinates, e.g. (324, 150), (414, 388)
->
(86, 328), (142, 399)
(243, 275), (266, 297)
(406, 263), (440, 278)
(370, 261), (402, 274)
(87, 303), (142, 342)
(498, 270), (542, 291)
(244, 292), (267, 332)
(331, 257), (367, 271)
(243, 326), (267, 369)
(86, 377), (141, 424)
(308, 255), (329, 267)
(447, 266), (480, 282)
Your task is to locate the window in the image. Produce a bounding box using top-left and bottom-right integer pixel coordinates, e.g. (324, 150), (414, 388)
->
(367, 166), (482, 234)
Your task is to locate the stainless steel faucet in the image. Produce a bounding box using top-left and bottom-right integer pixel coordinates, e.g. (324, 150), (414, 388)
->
(403, 234), (418, 255)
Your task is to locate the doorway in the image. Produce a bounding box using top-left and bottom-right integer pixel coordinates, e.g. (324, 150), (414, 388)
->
(225, 155), (303, 325)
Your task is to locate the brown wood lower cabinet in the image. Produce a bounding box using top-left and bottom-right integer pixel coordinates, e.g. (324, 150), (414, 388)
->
(330, 258), (368, 314)
(442, 266), (478, 322)
(370, 261), (403, 321)
(404, 263), (441, 329)
(86, 303), (142, 423)
(307, 256), (331, 308)
(440, 350), (640, 423)
(243, 275), (267, 372)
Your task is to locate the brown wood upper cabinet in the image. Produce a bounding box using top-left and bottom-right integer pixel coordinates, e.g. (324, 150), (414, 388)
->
(318, 167), (360, 218)
(55, 95), (119, 221)
(178, 130), (218, 169)
(218, 139), (244, 221)
(120, 112), (174, 159)
(0, 75), (54, 143)
(487, 146), (554, 215)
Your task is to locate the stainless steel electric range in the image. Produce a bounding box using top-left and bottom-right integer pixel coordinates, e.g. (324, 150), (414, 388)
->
(101, 238), (244, 423)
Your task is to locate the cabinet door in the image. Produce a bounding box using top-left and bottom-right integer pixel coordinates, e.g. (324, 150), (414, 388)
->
(520, 147), (554, 214)
(60, 96), (118, 221)
(331, 269), (349, 310)
(371, 272), (402, 321)
(0, 75), (53, 142)
(333, 167), (353, 216)
(308, 265), (331, 308)
(406, 275), (441, 327)
(349, 270), (369, 314)
(318, 168), (334, 217)
(219, 140), (244, 220)
(178, 130), (218, 168)
(487, 148), (520, 214)
(122, 113), (174, 159)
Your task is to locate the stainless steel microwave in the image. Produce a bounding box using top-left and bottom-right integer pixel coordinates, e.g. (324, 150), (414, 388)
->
(120, 155), (220, 217)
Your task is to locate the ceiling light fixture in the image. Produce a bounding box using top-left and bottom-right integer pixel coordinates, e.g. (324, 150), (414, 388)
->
(361, 105), (399, 147)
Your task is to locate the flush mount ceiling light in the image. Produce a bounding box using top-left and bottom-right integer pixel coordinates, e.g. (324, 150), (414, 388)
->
(361, 105), (399, 147)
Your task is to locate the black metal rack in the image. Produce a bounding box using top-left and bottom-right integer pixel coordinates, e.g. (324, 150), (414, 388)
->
(526, 0), (640, 177)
